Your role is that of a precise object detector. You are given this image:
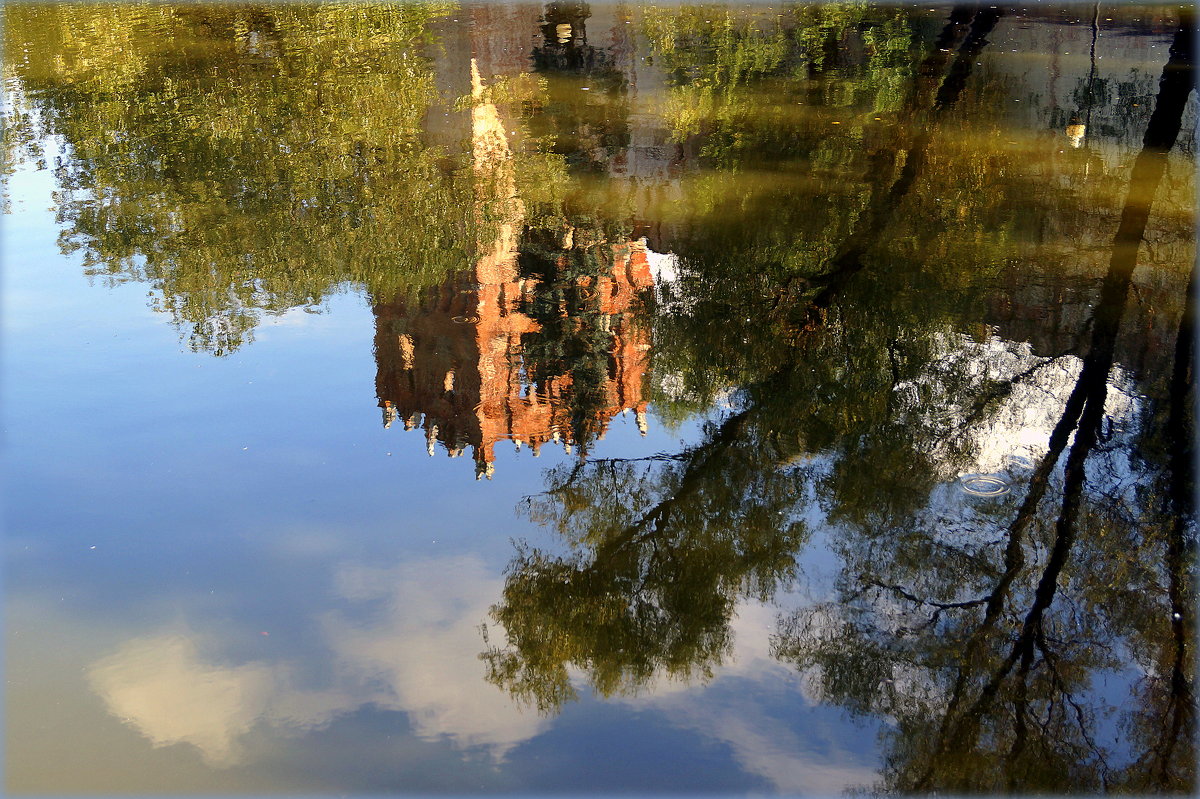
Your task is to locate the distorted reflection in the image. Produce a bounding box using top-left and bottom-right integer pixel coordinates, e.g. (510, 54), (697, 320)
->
(4, 0), (1195, 794)
(4, 2), (476, 353)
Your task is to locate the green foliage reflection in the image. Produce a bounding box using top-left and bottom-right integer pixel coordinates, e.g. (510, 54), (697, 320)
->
(5, 2), (467, 353)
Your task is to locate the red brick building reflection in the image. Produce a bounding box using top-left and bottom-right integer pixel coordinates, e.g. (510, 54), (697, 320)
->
(374, 239), (653, 478)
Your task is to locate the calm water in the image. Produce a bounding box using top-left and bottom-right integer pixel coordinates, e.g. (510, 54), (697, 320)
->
(3, 2), (1196, 794)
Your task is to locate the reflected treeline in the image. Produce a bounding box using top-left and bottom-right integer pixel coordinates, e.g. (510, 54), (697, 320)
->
(5, 1), (1196, 792)
(484, 395), (811, 709)
(4, 2), (468, 353)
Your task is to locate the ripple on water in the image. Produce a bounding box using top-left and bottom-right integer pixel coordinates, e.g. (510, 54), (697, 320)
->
(451, 315), (480, 324)
(960, 474), (1011, 497)
(1005, 454), (1035, 471)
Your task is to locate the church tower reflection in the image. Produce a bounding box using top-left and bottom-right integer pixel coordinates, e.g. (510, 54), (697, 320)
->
(373, 4), (656, 477)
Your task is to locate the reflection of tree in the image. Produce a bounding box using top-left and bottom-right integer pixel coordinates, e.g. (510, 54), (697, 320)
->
(485, 5), (1018, 710)
(484, 391), (809, 711)
(5, 3), (467, 354)
(772, 18), (1196, 794)
(1, 86), (46, 212)
(647, 5), (1018, 423)
(641, 3), (920, 164)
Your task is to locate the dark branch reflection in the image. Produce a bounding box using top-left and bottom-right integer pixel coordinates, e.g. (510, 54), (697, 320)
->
(479, 4), (1197, 794)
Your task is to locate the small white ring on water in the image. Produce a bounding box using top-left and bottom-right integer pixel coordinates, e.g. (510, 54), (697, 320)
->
(961, 474), (1010, 496)
(451, 315), (480, 324)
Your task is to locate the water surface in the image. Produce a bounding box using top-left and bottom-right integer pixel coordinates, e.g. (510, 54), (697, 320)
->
(3, 2), (1196, 794)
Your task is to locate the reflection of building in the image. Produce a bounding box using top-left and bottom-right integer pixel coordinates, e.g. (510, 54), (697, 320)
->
(374, 240), (653, 478)
(371, 2), (705, 476)
(376, 34), (654, 478)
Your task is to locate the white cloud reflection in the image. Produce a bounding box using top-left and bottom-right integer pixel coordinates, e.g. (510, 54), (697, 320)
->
(85, 556), (875, 791)
(86, 555), (546, 768)
(606, 600), (879, 794)
(88, 634), (278, 765)
(321, 556), (548, 757)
